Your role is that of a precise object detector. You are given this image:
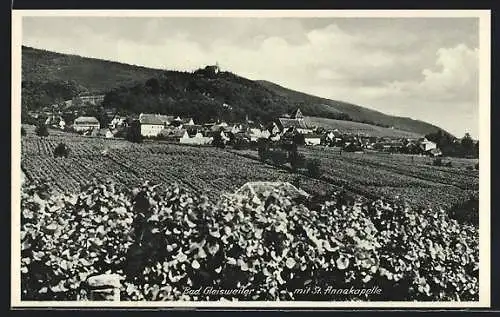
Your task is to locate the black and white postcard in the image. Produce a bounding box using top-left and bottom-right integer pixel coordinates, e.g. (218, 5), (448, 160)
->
(11, 10), (491, 309)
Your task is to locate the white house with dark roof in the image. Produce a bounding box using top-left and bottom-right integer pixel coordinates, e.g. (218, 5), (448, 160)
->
(139, 113), (173, 137)
(418, 138), (437, 152)
(73, 116), (100, 132)
(304, 133), (322, 146)
(182, 118), (195, 126)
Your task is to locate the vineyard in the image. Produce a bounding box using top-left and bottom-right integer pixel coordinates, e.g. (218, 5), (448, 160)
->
(20, 127), (341, 201)
(298, 147), (479, 212)
(21, 126), (479, 225)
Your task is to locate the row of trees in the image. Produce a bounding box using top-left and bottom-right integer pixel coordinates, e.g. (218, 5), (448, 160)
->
(425, 130), (479, 158)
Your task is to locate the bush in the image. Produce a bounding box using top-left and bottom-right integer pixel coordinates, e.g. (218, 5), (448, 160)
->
(53, 143), (70, 158)
(232, 136), (250, 150)
(448, 195), (479, 226)
(257, 139), (269, 162)
(212, 132), (226, 149)
(125, 121), (143, 143)
(269, 149), (288, 166)
(20, 181), (479, 301)
(35, 124), (49, 137)
(344, 143), (362, 152)
(433, 158), (442, 166)
(306, 158), (322, 178)
(292, 133), (305, 146)
(445, 161), (453, 168)
(21, 127), (26, 136)
(475, 163), (479, 170)
(289, 151), (306, 172)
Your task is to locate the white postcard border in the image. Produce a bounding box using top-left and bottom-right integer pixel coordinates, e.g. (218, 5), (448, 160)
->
(11, 9), (491, 309)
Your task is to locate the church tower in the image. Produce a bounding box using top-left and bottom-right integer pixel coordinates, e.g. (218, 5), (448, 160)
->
(293, 108), (304, 119)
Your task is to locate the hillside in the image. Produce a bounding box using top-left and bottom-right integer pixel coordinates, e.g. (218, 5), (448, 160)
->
(258, 80), (448, 137)
(22, 46), (165, 93)
(305, 117), (421, 138)
(22, 46), (448, 136)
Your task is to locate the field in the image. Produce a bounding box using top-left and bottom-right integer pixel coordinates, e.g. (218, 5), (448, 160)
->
(20, 126), (340, 201)
(21, 125), (479, 216)
(298, 147), (478, 211)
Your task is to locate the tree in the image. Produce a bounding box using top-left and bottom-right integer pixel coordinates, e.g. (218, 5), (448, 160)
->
(145, 78), (161, 95)
(21, 127), (26, 136)
(289, 150), (306, 172)
(35, 123), (49, 137)
(373, 143), (384, 151)
(126, 120), (143, 143)
(461, 133), (474, 157)
(306, 159), (322, 178)
(53, 143), (70, 158)
(212, 129), (226, 149)
(293, 133), (305, 146)
(258, 139), (269, 162)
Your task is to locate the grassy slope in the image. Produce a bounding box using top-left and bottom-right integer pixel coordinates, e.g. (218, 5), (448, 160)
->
(257, 80), (450, 137)
(305, 116), (421, 138)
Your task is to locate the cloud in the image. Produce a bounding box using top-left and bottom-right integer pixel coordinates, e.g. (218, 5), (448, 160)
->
(420, 44), (478, 101)
(379, 44), (479, 103)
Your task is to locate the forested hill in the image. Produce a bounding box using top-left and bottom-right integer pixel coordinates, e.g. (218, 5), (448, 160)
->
(21, 46), (448, 136)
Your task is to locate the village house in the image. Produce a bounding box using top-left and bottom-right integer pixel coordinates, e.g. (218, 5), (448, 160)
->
(275, 108), (314, 135)
(139, 113), (173, 137)
(184, 124), (203, 136)
(59, 119), (66, 130)
(73, 116), (100, 132)
(418, 138), (437, 152)
(180, 132), (213, 145)
(211, 121), (229, 132)
(427, 148), (443, 157)
(304, 133), (322, 146)
(194, 64), (220, 77)
(267, 122), (281, 135)
(248, 128), (271, 142)
(214, 129), (231, 143)
(323, 129), (343, 145)
(160, 129), (189, 143)
(231, 124), (243, 134)
(105, 129), (119, 139)
(389, 141), (405, 152)
(269, 133), (281, 141)
(109, 116), (128, 129)
(182, 118), (195, 126)
(45, 115), (66, 129)
(75, 94), (105, 105)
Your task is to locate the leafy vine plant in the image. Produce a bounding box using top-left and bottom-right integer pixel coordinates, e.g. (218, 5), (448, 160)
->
(21, 179), (478, 301)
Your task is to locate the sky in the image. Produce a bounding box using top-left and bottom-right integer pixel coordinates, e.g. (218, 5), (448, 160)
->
(22, 16), (480, 138)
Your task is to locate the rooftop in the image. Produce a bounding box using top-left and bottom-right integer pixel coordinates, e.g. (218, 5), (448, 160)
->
(278, 118), (310, 129)
(139, 113), (174, 125)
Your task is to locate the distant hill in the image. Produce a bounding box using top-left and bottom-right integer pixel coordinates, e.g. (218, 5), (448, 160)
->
(21, 46), (450, 137)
